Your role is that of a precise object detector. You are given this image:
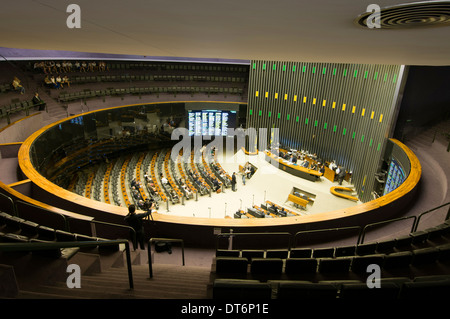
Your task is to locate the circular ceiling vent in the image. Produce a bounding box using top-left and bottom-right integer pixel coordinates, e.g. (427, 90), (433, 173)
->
(355, 1), (450, 29)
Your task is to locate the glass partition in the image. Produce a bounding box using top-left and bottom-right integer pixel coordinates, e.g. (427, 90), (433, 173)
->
(29, 102), (243, 188)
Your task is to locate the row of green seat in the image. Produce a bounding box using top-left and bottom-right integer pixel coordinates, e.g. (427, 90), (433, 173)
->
(0, 211), (120, 256)
(106, 62), (248, 73)
(0, 99), (43, 123)
(67, 74), (247, 85)
(58, 86), (245, 103)
(214, 244), (450, 278)
(0, 83), (13, 94)
(212, 275), (450, 300)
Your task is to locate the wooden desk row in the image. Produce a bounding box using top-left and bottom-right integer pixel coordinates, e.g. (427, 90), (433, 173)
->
(287, 193), (309, 209)
(150, 153), (168, 202)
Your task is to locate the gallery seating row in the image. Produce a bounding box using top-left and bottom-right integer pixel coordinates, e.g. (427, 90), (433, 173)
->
(57, 86), (245, 103)
(216, 220), (450, 261)
(0, 99), (43, 123)
(65, 74), (247, 86)
(120, 156), (132, 207)
(149, 152), (168, 202)
(212, 275), (450, 299)
(213, 244), (450, 280)
(0, 211), (120, 258)
(0, 82), (13, 94)
(104, 62), (249, 74)
(176, 151), (198, 198)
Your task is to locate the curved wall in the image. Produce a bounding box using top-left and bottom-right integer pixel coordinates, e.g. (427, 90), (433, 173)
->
(17, 102), (421, 247)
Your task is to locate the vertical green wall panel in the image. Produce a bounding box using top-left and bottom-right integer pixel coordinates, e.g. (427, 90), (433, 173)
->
(246, 60), (405, 202)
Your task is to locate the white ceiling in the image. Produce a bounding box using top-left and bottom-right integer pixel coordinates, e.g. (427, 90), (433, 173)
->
(0, 0), (449, 65)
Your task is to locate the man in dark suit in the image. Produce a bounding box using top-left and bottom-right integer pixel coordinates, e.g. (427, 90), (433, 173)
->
(231, 172), (237, 191)
(337, 166), (347, 185)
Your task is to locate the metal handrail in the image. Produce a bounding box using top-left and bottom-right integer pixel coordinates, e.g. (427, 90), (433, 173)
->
(85, 219), (136, 248)
(0, 239), (134, 289)
(148, 238), (185, 278)
(293, 226), (362, 248)
(413, 202), (450, 232)
(360, 215), (417, 244)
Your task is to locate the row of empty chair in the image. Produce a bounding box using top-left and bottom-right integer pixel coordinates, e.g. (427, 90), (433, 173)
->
(214, 244), (450, 278)
(0, 211), (119, 258)
(0, 98), (42, 123)
(211, 220), (450, 299)
(216, 220), (450, 260)
(29, 60), (248, 74)
(62, 74), (247, 86)
(212, 275), (450, 300)
(103, 62), (249, 73)
(57, 86), (245, 103)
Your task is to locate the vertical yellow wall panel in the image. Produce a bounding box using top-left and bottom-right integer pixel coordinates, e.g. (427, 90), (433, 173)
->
(247, 60), (404, 202)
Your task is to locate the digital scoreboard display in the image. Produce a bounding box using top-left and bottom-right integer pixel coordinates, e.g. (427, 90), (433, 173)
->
(383, 158), (406, 195)
(188, 110), (237, 137)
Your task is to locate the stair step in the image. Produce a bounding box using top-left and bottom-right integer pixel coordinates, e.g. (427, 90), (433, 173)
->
(16, 263), (211, 299)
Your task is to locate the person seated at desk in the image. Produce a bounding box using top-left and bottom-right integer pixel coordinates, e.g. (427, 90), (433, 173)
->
(160, 173), (168, 185)
(301, 160), (309, 168)
(290, 154), (298, 164)
(212, 178), (221, 191)
(181, 183), (194, 198)
(270, 204), (278, 214)
(170, 190), (179, 201)
(319, 165), (325, 175)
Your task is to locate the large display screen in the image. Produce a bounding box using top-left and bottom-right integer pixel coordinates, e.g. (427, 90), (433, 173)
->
(187, 110), (237, 137)
(383, 158), (406, 195)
